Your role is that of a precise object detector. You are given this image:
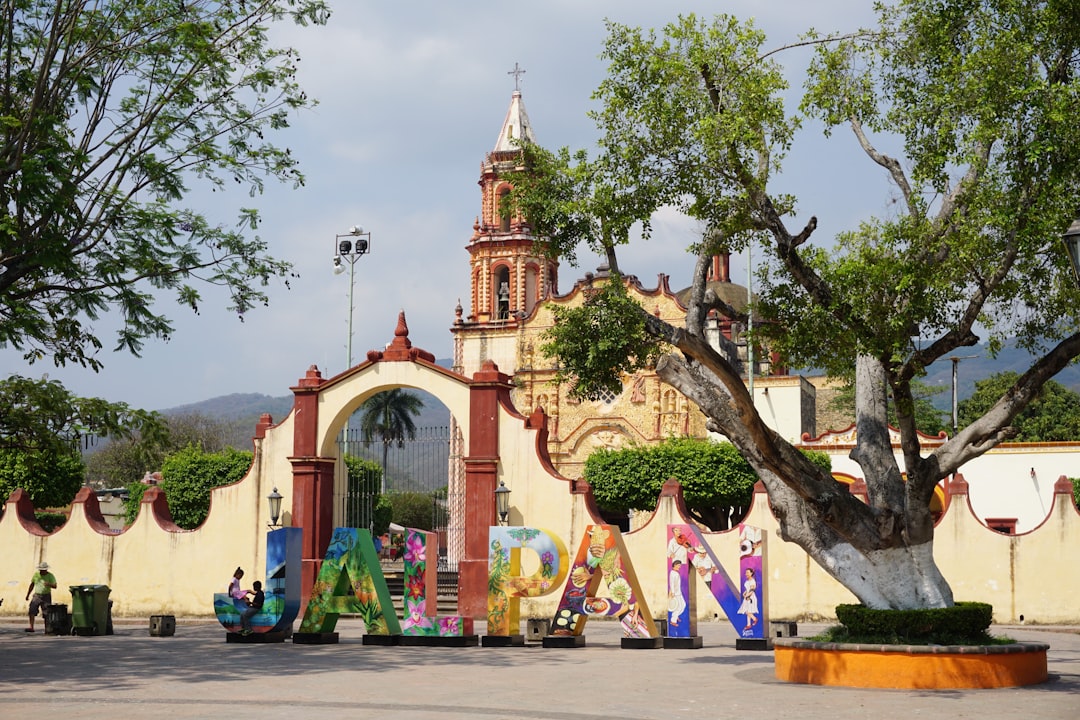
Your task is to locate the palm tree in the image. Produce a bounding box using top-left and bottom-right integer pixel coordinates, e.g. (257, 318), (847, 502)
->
(357, 389), (424, 492)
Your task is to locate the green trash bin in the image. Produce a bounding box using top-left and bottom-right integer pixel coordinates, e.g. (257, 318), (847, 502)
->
(69, 585), (111, 636)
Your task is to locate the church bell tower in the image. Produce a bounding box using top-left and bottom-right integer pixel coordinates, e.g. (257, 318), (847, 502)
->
(463, 68), (558, 325)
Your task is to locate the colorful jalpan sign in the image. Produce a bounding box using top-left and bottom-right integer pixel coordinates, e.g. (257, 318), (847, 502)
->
(213, 527), (302, 634)
(664, 523), (767, 641)
(298, 526), (472, 638)
(216, 523), (766, 643)
(487, 523), (766, 642)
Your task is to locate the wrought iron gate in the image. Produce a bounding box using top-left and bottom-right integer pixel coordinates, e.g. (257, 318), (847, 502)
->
(333, 424), (464, 573)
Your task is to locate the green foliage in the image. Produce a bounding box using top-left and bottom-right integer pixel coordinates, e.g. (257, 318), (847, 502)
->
(801, 449), (834, 474)
(0, 448), (84, 509)
(344, 456), (383, 495)
(85, 412), (237, 488)
(1069, 478), (1079, 510)
(585, 438), (831, 530)
(373, 494), (393, 537)
(124, 445), (252, 528)
(829, 380), (948, 435)
(33, 511), (68, 533)
(342, 455), (391, 535)
(958, 372), (1080, 441)
(0, 0), (329, 370)
(831, 602), (995, 645)
(385, 491), (444, 532)
(541, 280), (664, 400)
(0, 375), (165, 457)
(358, 390), (425, 486)
(359, 390), (424, 447)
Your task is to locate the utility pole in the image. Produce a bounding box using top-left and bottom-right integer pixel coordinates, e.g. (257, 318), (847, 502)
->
(950, 354), (978, 435)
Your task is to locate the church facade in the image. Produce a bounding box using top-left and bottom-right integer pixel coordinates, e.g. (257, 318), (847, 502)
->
(450, 88), (816, 483)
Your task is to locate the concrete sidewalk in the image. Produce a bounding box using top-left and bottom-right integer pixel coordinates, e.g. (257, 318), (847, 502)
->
(1, 618), (1077, 719)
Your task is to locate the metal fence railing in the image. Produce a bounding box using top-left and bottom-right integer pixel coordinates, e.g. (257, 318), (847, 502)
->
(333, 425), (463, 574)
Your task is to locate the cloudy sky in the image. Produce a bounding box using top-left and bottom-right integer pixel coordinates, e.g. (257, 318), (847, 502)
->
(6, 1), (886, 411)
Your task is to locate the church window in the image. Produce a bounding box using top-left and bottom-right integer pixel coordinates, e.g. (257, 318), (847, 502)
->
(497, 186), (511, 232)
(590, 385), (619, 405)
(524, 264), (539, 314)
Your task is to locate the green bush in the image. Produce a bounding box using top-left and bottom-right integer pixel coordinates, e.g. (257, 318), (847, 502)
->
(1071, 477), (1079, 510)
(834, 602), (994, 643)
(0, 448), (85, 509)
(342, 455), (391, 534)
(123, 445), (252, 528)
(386, 491), (444, 531)
(34, 511), (69, 533)
(584, 437), (832, 530)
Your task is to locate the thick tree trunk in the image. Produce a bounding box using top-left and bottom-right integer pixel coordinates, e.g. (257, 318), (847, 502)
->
(654, 346), (954, 609)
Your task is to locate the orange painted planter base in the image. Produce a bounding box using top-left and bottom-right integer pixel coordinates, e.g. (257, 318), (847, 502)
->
(774, 639), (1049, 689)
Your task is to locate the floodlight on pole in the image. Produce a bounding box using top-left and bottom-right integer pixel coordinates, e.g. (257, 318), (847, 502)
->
(332, 226), (372, 368)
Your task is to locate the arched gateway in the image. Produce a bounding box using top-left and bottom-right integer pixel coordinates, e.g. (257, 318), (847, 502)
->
(287, 311), (585, 615)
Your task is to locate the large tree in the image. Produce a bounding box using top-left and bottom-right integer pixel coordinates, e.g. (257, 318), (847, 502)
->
(0, 373), (164, 508)
(0, 0), (328, 369)
(512, 3), (1080, 609)
(0, 1), (325, 506)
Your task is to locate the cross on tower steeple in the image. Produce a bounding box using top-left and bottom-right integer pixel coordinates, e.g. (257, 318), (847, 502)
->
(507, 62), (525, 91)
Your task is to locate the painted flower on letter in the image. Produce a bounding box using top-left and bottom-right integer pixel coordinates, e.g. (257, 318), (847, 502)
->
(439, 616), (460, 635)
(402, 597), (431, 632)
(405, 572), (425, 600)
(541, 551), (555, 578)
(404, 532), (426, 564)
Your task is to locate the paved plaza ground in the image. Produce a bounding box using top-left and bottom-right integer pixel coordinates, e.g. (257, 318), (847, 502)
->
(1, 617), (1078, 719)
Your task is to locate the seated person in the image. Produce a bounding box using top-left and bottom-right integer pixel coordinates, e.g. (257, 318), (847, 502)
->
(240, 580), (264, 636)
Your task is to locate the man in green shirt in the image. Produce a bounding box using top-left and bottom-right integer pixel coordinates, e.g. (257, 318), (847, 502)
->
(25, 561), (57, 633)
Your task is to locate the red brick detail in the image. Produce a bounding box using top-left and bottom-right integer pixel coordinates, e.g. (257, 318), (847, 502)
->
(140, 486), (185, 531)
(1054, 474), (1074, 494)
(367, 311), (436, 363)
(656, 478), (695, 520)
(458, 360), (514, 617)
(291, 365), (324, 458)
(289, 457), (336, 610)
(5, 488), (49, 536)
(254, 413), (274, 440)
(71, 486), (111, 533)
(985, 517), (1017, 535)
(849, 478), (868, 498)
(947, 473), (969, 496)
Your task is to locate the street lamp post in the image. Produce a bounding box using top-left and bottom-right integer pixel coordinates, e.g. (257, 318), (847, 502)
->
(267, 487), (283, 528)
(494, 480), (511, 526)
(333, 226), (372, 368)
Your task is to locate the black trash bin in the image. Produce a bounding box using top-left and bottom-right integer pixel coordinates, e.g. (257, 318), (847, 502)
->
(69, 585), (111, 636)
(44, 604), (72, 636)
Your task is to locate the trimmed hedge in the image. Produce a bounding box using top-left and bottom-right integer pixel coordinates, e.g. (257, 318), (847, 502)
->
(836, 602), (993, 642)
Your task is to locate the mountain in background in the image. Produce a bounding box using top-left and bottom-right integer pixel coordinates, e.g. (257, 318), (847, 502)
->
(917, 340), (1080, 410)
(159, 360), (452, 449)
(159, 344), (1080, 447)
